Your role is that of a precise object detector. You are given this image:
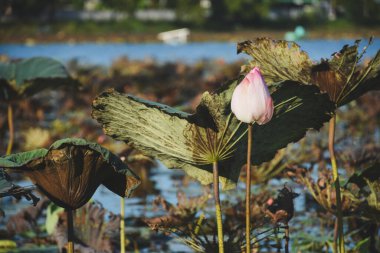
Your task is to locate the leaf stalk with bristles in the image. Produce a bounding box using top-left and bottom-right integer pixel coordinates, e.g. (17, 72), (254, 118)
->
(329, 115), (345, 253)
(213, 161), (224, 253)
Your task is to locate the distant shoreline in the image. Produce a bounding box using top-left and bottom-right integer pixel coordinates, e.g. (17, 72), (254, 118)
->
(1, 25), (379, 44)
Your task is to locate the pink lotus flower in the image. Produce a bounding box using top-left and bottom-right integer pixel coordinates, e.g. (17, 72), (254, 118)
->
(231, 67), (274, 124)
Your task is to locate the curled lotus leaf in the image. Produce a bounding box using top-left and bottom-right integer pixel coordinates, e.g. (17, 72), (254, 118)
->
(0, 57), (79, 102)
(0, 138), (140, 210)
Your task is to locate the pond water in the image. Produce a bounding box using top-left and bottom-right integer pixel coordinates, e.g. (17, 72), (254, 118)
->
(0, 39), (379, 65)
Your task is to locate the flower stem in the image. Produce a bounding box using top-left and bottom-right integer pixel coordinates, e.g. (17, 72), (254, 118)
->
(328, 115), (345, 253)
(213, 161), (224, 253)
(66, 208), (74, 253)
(6, 104), (14, 155)
(120, 197), (126, 253)
(333, 218), (338, 253)
(246, 124), (252, 253)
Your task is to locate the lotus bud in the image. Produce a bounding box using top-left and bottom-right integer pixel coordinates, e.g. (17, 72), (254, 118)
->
(231, 67), (274, 124)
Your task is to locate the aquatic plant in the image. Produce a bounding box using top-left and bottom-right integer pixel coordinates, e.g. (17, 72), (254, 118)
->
(91, 37), (378, 190)
(0, 57), (79, 155)
(239, 37), (380, 253)
(231, 66), (274, 253)
(146, 192), (208, 225)
(145, 186), (294, 252)
(50, 201), (121, 252)
(0, 138), (140, 253)
(286, 143), (380, 252)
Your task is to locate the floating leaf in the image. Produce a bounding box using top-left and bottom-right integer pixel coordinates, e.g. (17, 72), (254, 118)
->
(0, 138), (140, 209)
(0, 57), (79, 102)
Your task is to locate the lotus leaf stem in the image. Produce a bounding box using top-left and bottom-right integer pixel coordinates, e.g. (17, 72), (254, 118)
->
(328, 115), (345, 253)
(121, 197), (126, 253)
(66, 208), (74, 253)
(212, 161), (224, 253)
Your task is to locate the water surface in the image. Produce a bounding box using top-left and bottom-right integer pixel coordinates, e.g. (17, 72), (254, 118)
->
(1, 39), (379, 65)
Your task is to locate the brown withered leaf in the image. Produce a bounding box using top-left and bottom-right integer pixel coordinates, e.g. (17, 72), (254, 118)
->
(0, 138), (140, 210)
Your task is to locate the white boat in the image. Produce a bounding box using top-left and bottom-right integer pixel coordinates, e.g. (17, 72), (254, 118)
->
(158, 28), (190, 45)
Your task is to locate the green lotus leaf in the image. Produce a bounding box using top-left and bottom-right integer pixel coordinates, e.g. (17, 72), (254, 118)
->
(92, 79), (334, 190)
(0, 138), (140, 210)
(0, 57), (79, 101)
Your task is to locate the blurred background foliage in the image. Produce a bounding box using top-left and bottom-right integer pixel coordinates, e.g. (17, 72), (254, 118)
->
(1, 0), (380, 42)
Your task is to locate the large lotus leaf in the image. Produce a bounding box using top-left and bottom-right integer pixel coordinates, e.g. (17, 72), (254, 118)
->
(0, 138), (140, 210)
(92, 79), (334, 190)
(237, 38), (313, 85)
(0, 57), (78, 101)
